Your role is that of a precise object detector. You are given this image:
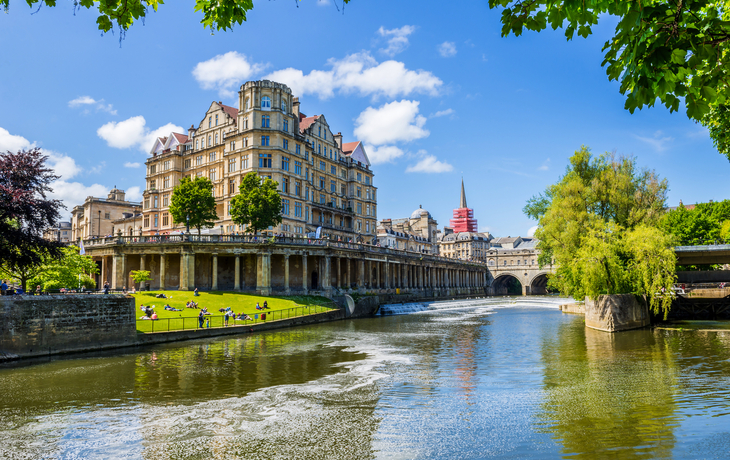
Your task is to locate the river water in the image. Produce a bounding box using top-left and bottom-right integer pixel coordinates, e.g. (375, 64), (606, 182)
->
(2, 297), (730, 459)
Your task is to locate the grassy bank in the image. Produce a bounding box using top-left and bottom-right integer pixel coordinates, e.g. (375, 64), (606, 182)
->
(132, 290), (337, 333)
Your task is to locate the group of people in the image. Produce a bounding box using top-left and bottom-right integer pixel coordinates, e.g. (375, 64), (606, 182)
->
(139, 305), (158, 320)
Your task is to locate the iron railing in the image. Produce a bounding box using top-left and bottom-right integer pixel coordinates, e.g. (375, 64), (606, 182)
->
(136, 304), (334, 333)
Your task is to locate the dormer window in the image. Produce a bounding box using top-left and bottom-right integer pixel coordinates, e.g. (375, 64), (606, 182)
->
(261, 96), (271, 110)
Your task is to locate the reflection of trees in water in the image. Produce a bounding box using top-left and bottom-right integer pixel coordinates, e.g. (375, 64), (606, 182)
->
(133, 328), (367, 401)
(538, 321), (680, 458)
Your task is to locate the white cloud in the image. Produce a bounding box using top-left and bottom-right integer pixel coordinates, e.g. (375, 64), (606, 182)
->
(405, 151), (453, 173)
(635, 130), (674, 152)
(538, 158), (551, 171)
(377, 25), (416, 57)
(438, 41), (457, 57)
(68, 96), (117, 115)
(354, 100), (429, 146)
(430, 108), (454, 118)
(0, 126), (34, 151)
(126, 186), (142, 202)
(317, 0), (329, 5)
(192, 51), (267, 98)
(264, 51), (442, 100)
(97, 116), (184, 152)
(50, 181), (108, 215)
(46, 151), (82, 180)
(527, 225), (538, 237)
(124, 162), (141, 168)
(364, 144), (405, 164)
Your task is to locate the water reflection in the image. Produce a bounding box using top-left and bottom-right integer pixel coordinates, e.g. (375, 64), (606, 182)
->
(3, 300), (730, 459)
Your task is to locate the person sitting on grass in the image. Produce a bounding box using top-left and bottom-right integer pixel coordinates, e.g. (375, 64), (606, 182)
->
(263, 301), (269, 309)
(194, 288), (199, 296)
(164, 304), (182, 312)
(256, 302), (262, 310)
(155, 293), (167, 299)
(150, 312), (158, 320)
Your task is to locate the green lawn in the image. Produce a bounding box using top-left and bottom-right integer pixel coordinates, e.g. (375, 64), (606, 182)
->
(132, 290), (337, 333)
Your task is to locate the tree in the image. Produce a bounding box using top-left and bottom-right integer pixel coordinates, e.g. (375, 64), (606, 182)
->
(489, 0), (730, 160)
(27, 245), (99, 291)
(168, 176), (218, 235)
(525, 146), (676, 316)
(130, 270), (152, 289)
(3, 0), (351, 36)
(0, 148), (64, 289)
(230, 172), (282, 235)
(659, 199), (730, 245)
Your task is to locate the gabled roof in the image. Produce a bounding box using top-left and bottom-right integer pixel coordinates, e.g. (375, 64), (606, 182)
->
(342, 141), (370, 166)
(220, 103), (238, 120)
(299, 114), (319, 133)
(150, 136), (167, 155)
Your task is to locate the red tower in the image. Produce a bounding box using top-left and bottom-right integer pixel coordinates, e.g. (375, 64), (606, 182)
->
(450, 179), (478, 232)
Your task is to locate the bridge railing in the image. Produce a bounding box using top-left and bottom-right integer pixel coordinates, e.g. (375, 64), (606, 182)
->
(80, 234), (490, 267)
(675, 244), (730, 252)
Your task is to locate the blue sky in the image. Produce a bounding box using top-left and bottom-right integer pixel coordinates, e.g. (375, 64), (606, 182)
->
(1, 0), (727, 237)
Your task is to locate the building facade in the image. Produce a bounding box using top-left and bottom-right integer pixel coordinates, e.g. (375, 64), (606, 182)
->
(70, 188), (141, 241)
(377, 205), (439, 254)
(141, 80), (377, 241)
(43, 221), (72, 243)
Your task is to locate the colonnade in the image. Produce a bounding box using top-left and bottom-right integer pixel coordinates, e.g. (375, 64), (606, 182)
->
(102, 248), (488, 296)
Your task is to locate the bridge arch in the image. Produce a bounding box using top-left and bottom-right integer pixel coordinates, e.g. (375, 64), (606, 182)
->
(528, 271), (551, 295)
(492, 273), (523, 295)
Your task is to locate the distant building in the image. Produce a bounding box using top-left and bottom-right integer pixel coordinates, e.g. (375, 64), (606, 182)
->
(43, 221), (72, 243)
(438, 231), (492, 263)
(70, 188), (141, 240)
(377, 205), (439, 254)
(450, 179), (478, 233)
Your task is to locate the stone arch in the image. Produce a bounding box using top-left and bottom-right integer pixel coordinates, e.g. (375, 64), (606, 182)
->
(492, 273), (522, 295)
(528, 272), (551, 295)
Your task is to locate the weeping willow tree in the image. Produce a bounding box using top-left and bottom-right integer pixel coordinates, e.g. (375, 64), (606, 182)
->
(525, 146), (676, 317)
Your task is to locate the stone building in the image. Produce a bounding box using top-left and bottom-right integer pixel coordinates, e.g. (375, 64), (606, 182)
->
(42, 221), (72, 243)
(438, 231), (493, 263)
(70, 188), (141, 241)
(141, 80), (377, 241)
(377, 205), (439, 254)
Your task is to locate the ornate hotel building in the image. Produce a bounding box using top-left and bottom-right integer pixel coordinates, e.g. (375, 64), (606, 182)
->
(141, 80), (377, 241)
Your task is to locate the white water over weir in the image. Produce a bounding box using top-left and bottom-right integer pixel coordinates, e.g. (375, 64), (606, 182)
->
(378, 297), (566, 316)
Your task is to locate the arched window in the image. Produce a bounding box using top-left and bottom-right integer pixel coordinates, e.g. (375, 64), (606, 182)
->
(261, 96), (271, 109)
(196, 139), (199, 150)
(489, 259), (495, 266)
(208, 117), (212, 128)
(281, 100), (287, 113)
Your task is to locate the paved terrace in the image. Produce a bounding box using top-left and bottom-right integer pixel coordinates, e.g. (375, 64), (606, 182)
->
(82, 234), (491, 297)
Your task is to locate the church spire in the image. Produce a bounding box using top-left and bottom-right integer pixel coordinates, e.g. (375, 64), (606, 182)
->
(459, 178), (467, 209)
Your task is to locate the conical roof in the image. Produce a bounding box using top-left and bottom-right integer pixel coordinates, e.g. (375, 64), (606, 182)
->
(459, 178), (467, 208)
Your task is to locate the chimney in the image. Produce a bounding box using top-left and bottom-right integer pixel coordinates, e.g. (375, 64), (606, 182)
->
(292, 97), (300, 118)
(334, 132), (343, 150)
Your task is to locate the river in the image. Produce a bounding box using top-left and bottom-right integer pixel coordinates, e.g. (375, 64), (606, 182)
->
(2, 296), (730, 459)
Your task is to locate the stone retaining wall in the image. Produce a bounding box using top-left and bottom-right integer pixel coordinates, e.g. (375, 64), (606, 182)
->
(0, 295), (136, 360)
(585, 294), (649, 332)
